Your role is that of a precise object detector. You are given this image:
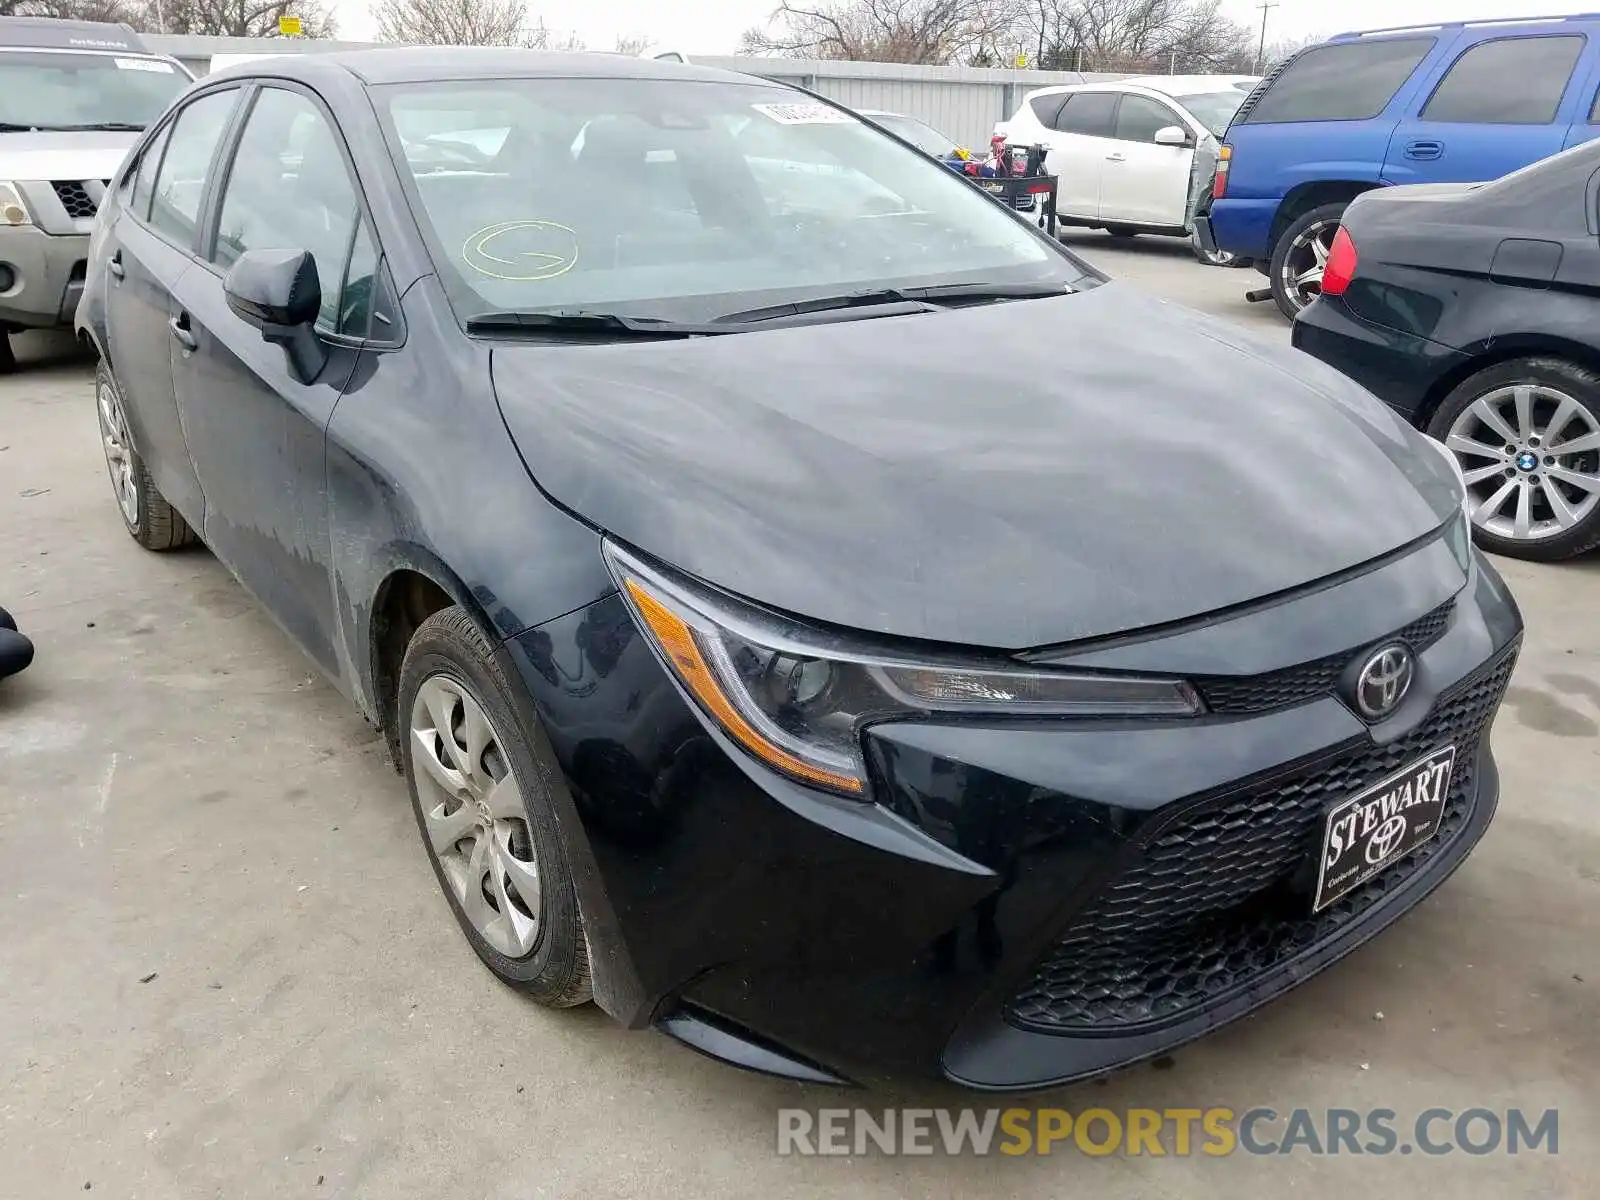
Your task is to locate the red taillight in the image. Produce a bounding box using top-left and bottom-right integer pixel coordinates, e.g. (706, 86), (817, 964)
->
(1321, 226), (1358, 296)
(1212, 145), (1231, 199)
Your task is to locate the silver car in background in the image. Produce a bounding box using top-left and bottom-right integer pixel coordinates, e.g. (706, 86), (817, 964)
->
(0, 17), (191, 369)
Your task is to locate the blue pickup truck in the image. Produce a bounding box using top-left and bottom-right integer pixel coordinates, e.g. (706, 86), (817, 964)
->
(1198, 14), (1600, 319)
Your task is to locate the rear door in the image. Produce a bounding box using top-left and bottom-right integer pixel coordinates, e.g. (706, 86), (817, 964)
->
(1384, 33), (1589, 184)
(102, 90), (240, 525)
(167, 83), (369, 676)
(1097, 93), (1193, 226)
(1046, 91), (1118, 219)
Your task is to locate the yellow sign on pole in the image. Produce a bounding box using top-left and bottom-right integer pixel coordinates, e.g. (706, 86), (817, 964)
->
(1014, 53), (1027, 68)
(278, 14), (302, 35)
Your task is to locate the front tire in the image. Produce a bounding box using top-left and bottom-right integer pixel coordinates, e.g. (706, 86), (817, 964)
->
(1428, 357), (1600, 561)
(96, 362), (196, 551)
(398, 606), (592, 1005)
(1268, 202), (1346, 320)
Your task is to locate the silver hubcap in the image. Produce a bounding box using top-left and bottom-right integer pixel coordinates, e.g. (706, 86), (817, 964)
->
(1447, 383), (1600, 542)
(96, 377), (138, 527)
(1283, 219), (1337, 310)
(410, 675), (541, 958)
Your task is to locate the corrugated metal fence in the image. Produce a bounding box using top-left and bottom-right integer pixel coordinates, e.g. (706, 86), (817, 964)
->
(147, 36), (1126, 149)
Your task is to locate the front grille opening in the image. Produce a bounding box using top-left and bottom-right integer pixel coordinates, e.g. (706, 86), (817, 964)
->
(51, 180), (97, 220)
(1007, 644), (1516, 1034)
(1195, 598), (1454, 716)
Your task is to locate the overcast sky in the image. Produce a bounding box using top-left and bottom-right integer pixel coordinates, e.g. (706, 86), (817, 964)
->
(329, 0), (1597, 54)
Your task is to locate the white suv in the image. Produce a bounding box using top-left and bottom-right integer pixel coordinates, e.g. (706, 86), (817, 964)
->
(997, 75), (1256, 263)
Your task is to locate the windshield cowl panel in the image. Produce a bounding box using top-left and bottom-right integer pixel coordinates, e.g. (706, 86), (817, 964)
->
(378, 77), (1095, 328)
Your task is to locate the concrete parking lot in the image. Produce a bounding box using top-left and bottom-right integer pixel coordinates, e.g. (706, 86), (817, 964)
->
(1, 232), (1595, 1198)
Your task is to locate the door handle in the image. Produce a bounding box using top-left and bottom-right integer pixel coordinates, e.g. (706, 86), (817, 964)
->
(1404, 139), (1444, 161)
(1106, 152), (1126, 162)
(108, 250), (124, 279)
(169, 313), (197, 352)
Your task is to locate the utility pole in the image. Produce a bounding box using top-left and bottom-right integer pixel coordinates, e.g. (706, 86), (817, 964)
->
(1256, 0), (1278, 73)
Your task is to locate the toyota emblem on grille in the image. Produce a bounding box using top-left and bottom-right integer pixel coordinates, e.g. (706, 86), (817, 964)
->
(1353, 644), (1414, 720)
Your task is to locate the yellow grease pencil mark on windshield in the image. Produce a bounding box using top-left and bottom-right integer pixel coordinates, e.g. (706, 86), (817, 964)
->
(463, 219), (579, 281)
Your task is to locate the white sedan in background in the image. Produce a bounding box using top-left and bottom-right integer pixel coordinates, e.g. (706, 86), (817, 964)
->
(997, 75), (1256, 263)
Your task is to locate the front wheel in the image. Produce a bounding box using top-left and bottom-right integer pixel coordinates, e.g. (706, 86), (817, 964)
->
(399, 605), (592, 1005)
(1428, 357), (1600, 561)
(1268, 202), (1346, 320)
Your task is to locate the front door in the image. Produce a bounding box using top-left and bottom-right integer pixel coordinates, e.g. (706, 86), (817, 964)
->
(168, 84), (370, 677)
(1097, 94), (1194, 227)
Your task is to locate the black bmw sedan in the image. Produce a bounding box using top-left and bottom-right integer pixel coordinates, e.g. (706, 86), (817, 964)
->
(77, 49), (1522, 1090)
(1293, 140), (1600, 562)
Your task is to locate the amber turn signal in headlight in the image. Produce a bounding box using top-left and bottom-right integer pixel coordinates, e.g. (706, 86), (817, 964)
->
(605, 543), (1202, 799)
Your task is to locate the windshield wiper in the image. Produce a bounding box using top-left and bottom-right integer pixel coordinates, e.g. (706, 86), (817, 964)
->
(715, 281), (1073, 324)
(466, 310), (745, 338)
(29, 121), (147, 132)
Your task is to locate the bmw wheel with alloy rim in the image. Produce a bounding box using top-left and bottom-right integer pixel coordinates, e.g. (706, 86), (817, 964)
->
(1428, 356), (1600, 561)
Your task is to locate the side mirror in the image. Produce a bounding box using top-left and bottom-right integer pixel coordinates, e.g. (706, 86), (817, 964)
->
(223, 248), (327, 383)
(1153, 125), (1190, 148)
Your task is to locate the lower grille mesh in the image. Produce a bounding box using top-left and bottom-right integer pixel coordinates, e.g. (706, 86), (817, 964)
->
(1007, 645), (1517, 1033)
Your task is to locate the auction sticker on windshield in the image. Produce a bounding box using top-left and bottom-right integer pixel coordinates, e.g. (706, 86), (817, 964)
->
(1313, 745), (1456, 912)
(753, 102), (857, 125)
(115, 58), (176, 72)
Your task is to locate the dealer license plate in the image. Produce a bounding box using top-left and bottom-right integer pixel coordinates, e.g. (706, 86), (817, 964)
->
(1312, 745), (1456, 912)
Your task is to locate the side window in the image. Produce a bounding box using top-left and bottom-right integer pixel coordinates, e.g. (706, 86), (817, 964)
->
(212, 87), (361, 331)
(1114, 95), (1182, 143)
(1029, 93), (1067, 127)
(129, 121), (171, 221)
(148, 89), (238, 246)
(1057, 93), (1118, 137)
(338, 220), (378, 337)
(1245, 37), (1435, 123)
(1422, 36), (1585, 124)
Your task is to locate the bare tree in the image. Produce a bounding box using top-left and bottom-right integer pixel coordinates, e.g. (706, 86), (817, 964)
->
(1021, 0), (1251, 72)
(742, 0), (1014, 64)
(612, 32), (651, 56)
(373, 0), (529, 46)
(126, 0), (335, 36)
(0, 0), (134, 18)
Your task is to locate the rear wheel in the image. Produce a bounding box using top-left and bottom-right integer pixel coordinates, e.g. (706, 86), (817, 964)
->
(1428, 357), (1600, 561)
(1268, 202), (1345, 320)
(95, 362), (196, 551)
(1105, 225), (1138, 239)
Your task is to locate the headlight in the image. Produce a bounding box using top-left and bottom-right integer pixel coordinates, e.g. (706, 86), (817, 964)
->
(1424, 434), (1471, 522)
(0, 182), (32, 227)
(604, 542), (1201, 797)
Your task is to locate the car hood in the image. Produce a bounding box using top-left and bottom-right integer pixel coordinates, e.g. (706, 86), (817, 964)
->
(491, 284), (1459, 649)
(0, 130), (139, 181)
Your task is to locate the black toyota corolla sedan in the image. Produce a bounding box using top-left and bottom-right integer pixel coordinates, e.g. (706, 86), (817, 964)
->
(1293, 140), (1600, 563)
(77, 49), (1522, 1090)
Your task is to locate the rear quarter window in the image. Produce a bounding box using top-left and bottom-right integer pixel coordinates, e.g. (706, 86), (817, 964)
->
(1244, 37), (1435, 123)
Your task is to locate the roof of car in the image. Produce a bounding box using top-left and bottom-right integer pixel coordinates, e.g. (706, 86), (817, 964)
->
(209, 47), (755, 87)
(1024, 75), (1255, 102)
(0, 15), (150, 53)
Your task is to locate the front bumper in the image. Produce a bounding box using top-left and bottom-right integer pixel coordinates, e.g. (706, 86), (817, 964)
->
(0, 225), (89, 330)
(505, 532), (1522, 1089)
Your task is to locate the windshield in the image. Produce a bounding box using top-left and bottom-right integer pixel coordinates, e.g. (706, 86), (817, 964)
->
(379, 78), (1090, 323)
(1173, 90), (1248, 137)
(0, 51), (188, 130)
(869, 113), (958, 157)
